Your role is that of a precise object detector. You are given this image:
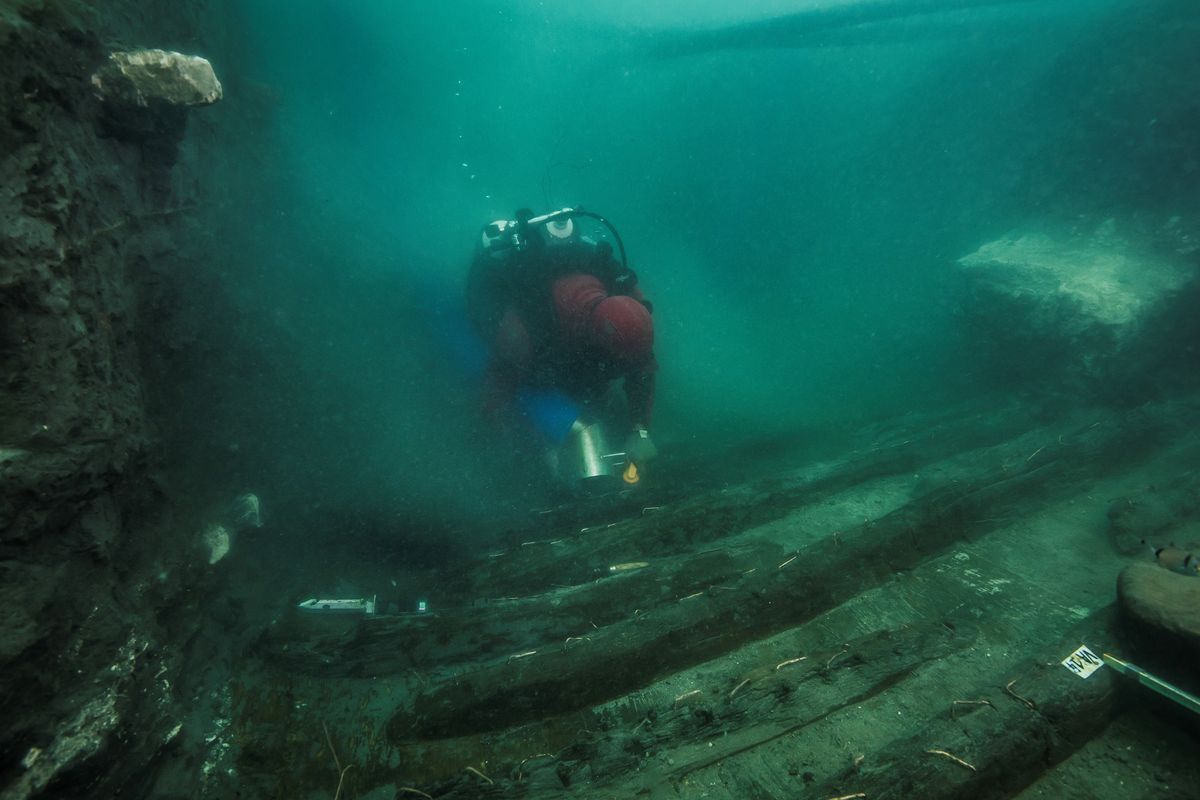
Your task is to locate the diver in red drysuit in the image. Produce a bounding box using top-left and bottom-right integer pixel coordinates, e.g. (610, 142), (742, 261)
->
(467, 211), (658, 465)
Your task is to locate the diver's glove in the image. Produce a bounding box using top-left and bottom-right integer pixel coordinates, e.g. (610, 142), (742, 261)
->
(624, 425), (658, 464)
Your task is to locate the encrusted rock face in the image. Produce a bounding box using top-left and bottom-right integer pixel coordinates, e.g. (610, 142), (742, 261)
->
(91, 49), (222, 108)
(0, 6), (221, 800)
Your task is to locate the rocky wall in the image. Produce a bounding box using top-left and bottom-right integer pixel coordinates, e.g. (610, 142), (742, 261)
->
(0, 3), (224, 798)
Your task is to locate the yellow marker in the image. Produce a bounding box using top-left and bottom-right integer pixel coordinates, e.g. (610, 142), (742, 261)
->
(623, 461), (640, 484)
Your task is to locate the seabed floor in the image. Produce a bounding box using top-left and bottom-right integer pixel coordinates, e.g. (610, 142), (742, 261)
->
(196, 395), (1200, 799)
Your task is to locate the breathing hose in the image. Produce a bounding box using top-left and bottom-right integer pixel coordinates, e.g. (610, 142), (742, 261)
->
(525, 207), (628, 270)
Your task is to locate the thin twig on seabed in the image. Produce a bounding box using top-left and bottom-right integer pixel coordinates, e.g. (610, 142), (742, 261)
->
(775, 656), (807, 671)
(926, 748), (976, 772)
(465, 765), (494, 784)
(1005, 678), (1037, 710)
(826, 644), (849, 669)
(322, 723), (355, 800)
(397, 789), (433, 799)
(951, 698), (996, 716)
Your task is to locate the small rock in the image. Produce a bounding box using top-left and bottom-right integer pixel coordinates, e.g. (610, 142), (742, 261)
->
(202, 524), (231, 565)
(91, 49), (222, 108)
(229, 493), (262, 530)
(1117, 562), (1200, 654)
(21, 747), (41, 769)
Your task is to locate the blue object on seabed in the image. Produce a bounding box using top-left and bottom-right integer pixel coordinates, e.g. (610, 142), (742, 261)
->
(517, 388), (580, 445)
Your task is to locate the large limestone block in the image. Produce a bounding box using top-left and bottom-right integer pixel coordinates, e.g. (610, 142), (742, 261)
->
(1117, 562), (1200, 653)
(959, 225), (1192, 339)
(90, 49), (222, 108)
(955, 220), (1198, 386)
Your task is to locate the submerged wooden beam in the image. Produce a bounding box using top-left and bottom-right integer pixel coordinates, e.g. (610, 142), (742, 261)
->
(803, 608), (1122, 800)
(408, 618), (980, 798)
(391, 408), (1166, 741)
(256, 409), (1010, 678)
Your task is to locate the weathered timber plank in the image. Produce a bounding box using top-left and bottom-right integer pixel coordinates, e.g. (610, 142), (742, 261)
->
(392, 407), (1147, 741)
(258, 547), (765, 676)
(804, 607), (1123, 800)
(270, 407), (1164, 686)
(413, 618), (979, 799)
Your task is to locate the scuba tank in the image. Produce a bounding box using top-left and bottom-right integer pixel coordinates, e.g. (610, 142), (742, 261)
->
(478, 207), (629, 271)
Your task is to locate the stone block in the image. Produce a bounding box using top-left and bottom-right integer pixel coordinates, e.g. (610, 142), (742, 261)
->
(90, 48), (222, 108)
(1117, 562), (1200, 653)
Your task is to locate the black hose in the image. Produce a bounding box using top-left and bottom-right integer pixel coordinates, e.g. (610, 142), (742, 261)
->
(535, 208), (628, 270)
(573, 210), (628, 271)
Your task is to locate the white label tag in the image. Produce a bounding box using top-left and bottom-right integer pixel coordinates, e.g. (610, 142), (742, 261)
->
(1061, 644), (1104, 679)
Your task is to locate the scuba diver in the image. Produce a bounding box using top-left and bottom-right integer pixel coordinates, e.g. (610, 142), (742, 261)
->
(467, 207), (658, 491)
